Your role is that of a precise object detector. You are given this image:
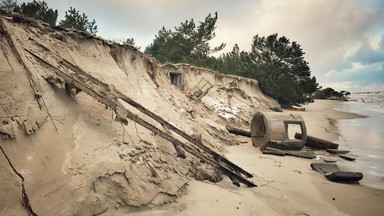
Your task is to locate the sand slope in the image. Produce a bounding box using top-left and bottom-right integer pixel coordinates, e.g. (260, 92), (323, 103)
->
(0, 15), (276, 215)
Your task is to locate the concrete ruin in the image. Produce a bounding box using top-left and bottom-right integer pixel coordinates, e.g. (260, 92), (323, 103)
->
(310, 163), (363, 182)
(168, 71), (184, 90)
(250, 112), (307, 150)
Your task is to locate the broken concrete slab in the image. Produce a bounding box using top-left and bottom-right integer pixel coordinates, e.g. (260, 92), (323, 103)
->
(310, 163), (363, 182)
(323, 157), (338, 163)
(327, 171), (363, 182)
(311, 163), (340, 175)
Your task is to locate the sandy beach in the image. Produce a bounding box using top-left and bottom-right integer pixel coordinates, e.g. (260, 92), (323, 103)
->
(131, 100), (384, 216)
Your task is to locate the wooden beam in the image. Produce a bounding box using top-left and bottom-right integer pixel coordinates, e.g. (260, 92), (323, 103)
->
(26, 49), (256, 187)
(226, 125), (251, 138)
(295, 133), (338, 150)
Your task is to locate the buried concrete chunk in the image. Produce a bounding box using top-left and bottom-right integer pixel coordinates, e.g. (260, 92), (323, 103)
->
(327, 171), (363, 182)
(310, 163), (363, 182)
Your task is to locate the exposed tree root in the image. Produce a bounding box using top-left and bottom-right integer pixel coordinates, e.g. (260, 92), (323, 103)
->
(0, 145), (38, 216)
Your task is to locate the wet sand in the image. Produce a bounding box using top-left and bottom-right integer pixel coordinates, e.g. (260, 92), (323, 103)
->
(336, 100), (384, 190)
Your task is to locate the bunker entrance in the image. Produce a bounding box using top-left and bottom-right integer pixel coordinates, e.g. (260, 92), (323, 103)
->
(168, 72), (184, 90)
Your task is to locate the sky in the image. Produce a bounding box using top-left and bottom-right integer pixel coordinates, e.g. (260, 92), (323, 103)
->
(20, 0), (384, 92)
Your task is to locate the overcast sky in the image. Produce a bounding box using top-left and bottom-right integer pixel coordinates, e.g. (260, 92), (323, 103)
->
(21, 0), (384, 92)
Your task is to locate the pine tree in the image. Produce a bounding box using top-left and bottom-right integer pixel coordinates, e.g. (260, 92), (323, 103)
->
(14, 0), (58, 25)
(0, 0), (17, 15)
(59, 7), (98, 35)
(240, 34), (318, 106)
(145, 12), (225, 67)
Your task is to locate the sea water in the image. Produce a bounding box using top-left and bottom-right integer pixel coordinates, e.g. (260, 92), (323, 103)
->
(336, 92), (384, 190)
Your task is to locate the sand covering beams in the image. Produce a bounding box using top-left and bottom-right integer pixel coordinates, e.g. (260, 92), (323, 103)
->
(0, 14), (276, 215)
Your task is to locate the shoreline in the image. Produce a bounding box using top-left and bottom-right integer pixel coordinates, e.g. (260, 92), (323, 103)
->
(298, 100), (384, 215)
(133, 100), (384, 215)
(334, 99), (384, 191)
(295, 99), (368, 142)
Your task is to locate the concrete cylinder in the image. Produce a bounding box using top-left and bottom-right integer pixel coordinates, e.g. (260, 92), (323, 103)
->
(250, 112), (307, 150)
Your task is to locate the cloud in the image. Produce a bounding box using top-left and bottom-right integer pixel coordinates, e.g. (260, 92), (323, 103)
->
(321, 81), (384, 93)
(211, 0), (384, 92)
(39, 0), (261, 49)
(20, 0), (384, 91)
(320, 81), (354, 92)
(326, 32), (384, 92)
(323, 62), (384, 92)
(322, 81), (384, 93)
(252, 1), (383, 76)
(347, 34), (384, 65)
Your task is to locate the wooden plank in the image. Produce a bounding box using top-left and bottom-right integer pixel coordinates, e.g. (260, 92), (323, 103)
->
(261, 149), (285, 156)
(285, 151), (316, 159)
(326, 149), (350, 154)
(338, 154), (357, 161)
(42, 47), (254, 179)
(116, 89), (254, 178)
(26, 49), (256, 187)
(124, 106), (257, 187)
(262, 147), (315, 159)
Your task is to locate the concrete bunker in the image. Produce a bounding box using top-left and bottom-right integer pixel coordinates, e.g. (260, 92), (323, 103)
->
(168, 71), (184, 90)
(250, 112), (307, 150)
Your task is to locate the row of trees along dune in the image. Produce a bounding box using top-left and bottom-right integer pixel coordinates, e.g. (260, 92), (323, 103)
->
(0, 0), (97, 35)
(0, 0), (319, 107)
(145, 12), (319, 107)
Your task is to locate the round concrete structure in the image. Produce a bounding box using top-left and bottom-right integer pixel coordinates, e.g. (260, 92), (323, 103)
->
(250, 112), (307, 150)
